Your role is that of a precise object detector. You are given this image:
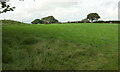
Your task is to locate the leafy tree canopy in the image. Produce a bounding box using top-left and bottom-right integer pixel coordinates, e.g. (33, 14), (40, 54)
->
(41, 16), (58, 24)
(87, 13), (100, 23)
(31, 19), (44, 24)
(81, 18), (90, 23)
(0, 2), (15, 14)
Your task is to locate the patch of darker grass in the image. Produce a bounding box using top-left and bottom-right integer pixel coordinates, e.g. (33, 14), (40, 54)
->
(21, 37), (38, 45)
(2, 45), (13, 63)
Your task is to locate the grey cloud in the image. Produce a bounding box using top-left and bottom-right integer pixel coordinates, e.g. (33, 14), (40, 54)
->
(0, 0), (119, 23)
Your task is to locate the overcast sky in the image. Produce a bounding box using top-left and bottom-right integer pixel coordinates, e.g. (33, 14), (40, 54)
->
(0, 0), (119, 23)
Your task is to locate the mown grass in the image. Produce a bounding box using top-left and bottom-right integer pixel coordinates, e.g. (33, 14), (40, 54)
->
(2, 21), (118, 70)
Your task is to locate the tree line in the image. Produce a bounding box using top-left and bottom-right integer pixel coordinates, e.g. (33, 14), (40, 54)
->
(31, 16), (58, 24)
(31, 13), (101, 24)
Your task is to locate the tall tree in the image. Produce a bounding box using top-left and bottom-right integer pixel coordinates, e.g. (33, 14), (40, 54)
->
(0, 2), (15, 14)
(87, 13), (100, 23)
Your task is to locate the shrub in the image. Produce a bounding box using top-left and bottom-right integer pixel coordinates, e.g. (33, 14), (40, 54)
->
(93, 21), (105, 23)
(105, 21), (120, 24)
(94, 20), (120, 24)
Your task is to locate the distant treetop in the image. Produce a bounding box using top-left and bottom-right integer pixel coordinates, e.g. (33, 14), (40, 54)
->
(87, 13), (100, 23)
(31, 16), (59, 24)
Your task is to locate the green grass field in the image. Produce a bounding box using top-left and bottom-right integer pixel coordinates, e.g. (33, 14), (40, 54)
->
(2, 20), (118, 70)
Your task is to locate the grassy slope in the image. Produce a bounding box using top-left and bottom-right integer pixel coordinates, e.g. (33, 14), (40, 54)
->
(2, 22), (118, 70)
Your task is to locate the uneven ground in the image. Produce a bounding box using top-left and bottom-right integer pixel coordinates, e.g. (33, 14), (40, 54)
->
(2, 20), (118, 70)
